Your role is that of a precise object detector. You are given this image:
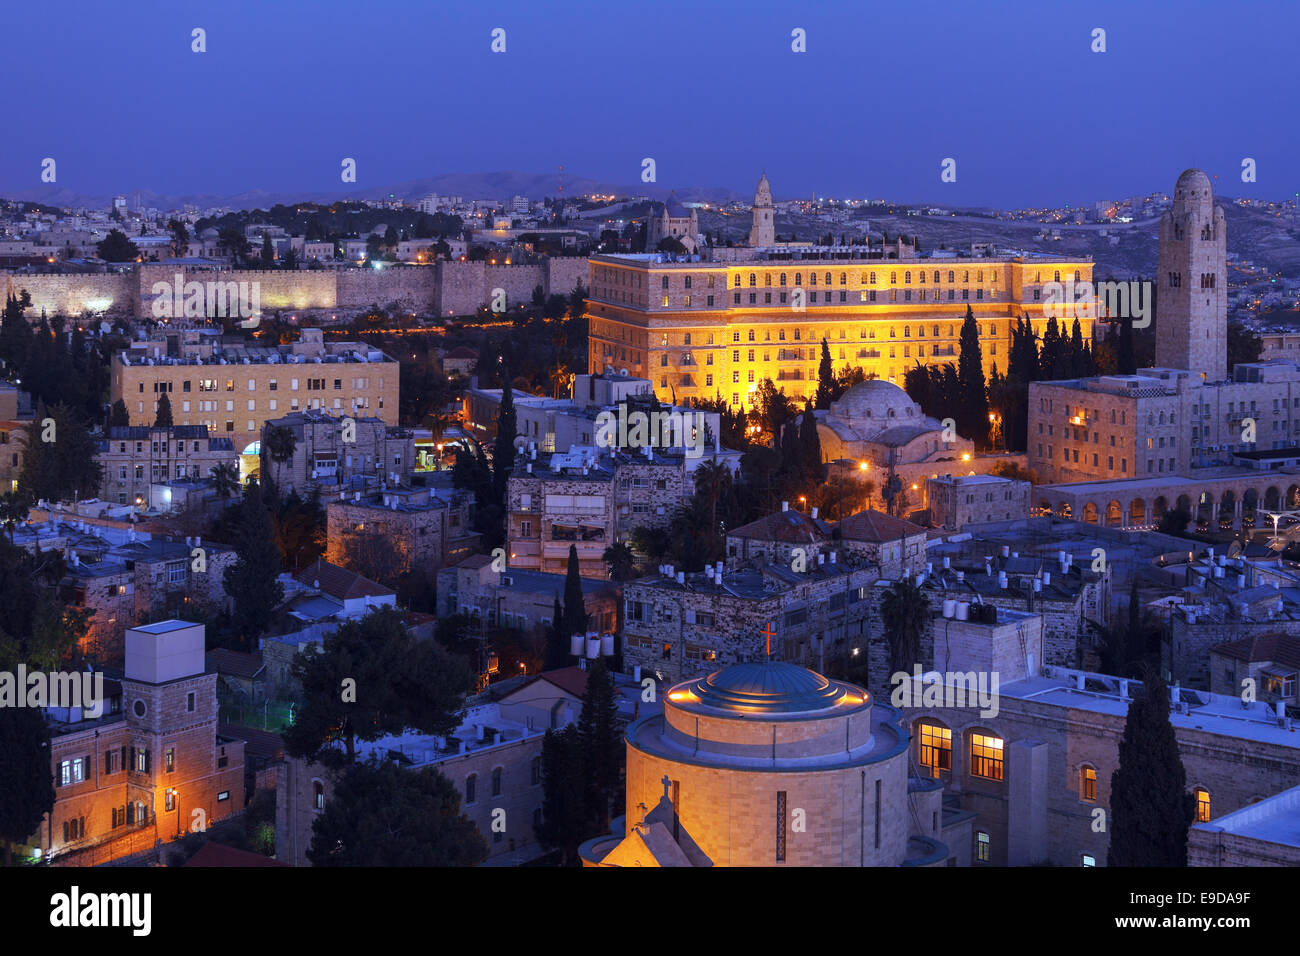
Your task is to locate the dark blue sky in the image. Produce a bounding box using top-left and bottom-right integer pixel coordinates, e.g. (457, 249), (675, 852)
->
(5, 0), (1296, 206)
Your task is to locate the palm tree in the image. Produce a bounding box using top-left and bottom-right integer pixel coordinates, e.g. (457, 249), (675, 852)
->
(210, 462), (240, 501)
(693, 460), (731, 540)
(602, 542), (638, 582)
(880, 578), (930, 676)
(0, 491), (29, 542)
(264, 425), (297, 488)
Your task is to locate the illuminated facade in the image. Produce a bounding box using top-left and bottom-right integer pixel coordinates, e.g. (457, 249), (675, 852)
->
(587, 252), (1095, 407)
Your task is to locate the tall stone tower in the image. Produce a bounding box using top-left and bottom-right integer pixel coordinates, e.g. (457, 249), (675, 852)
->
(1155, 169), (1227, 381)
(748, 172), (775, 248)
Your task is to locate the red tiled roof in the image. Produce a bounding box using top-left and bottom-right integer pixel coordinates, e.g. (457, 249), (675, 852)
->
(446, 346), (479, 359)
(835, 509), (926, 543)
(205, 649), (265, 680)
(184, 842), (288, 867)
(538, 666), (588, 700)
(728, 509), (832, 544)
(220, 724), (285, 762)
(1212, 633), (1300, 670)
(296, 558), (393, 601)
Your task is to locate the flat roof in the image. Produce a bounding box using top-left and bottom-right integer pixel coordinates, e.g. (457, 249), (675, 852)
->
(131, 619), (196, 634)
(1191, 784), (1300, 847)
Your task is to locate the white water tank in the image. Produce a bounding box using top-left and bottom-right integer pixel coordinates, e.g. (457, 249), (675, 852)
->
(942, 599), (956, 618)
(956, 601), (969, 621)
(569, 633), (584, 657)
(586, 634), (602, 660)
(601, 634), (614, 656)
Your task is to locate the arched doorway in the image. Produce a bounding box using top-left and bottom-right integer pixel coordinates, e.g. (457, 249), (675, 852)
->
(1265, 486), (1281, 510)
(1082, 502), (1099, 525)
(1219, 489), (1236, 529)
(1130, 498), (1147, 526)
(1153, 496), (1168, 521)
(1106, 500), (1122, 526)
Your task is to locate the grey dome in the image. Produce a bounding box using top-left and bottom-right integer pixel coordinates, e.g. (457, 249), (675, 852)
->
(685, 661), (850, 713)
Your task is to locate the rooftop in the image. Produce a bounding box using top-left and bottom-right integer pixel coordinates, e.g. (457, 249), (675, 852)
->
(1191, 784), (1300, 849)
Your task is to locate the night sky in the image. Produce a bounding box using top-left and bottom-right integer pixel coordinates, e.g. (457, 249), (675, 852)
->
(5, 0), (1295, 206)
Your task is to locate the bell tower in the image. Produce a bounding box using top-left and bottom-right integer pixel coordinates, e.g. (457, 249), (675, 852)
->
(749, 172), (775, 248)
(1155, 169), (1227, 381)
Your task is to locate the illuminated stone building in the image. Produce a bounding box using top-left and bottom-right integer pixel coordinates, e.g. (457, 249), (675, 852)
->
(29, 621), (246, 865)
(109, 328), (398, 437)
(586, 177), (1094, 406)
(580, 659), (968, 866)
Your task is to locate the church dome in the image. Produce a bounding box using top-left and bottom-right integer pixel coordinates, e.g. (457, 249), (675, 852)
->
(1174, 169), (1213, 204)
(683, 661), (850, 713)
(829, 378), (919, 422)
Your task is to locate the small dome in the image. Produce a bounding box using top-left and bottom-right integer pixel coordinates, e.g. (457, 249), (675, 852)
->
(1174, 169), (1213, 204)
(830, 378), (920, 423)
(684, 661), (850, 713)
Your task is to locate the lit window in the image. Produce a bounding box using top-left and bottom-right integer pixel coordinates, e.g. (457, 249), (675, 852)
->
(1195, 788), (1210, 823)
(976, 831), (991, 862)
(970, 733), (1004, 780)
(1080, 766), (1097, 802)
(1081, 854), (1096, 867)
(918, 722), (951, 777)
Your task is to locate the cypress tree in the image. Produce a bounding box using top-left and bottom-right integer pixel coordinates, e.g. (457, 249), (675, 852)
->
(798, 398), (824, 485)
(957, 306), (989, 447)
(1108, 669), (1196, 866)
(577, 658), (621, 830)
(815, 339), (835, 409)
(561, 543), (588, 644)
(153, 391), (174, 428)
(223, 481), (285, 646)
(1117, 316), (1136, 375)
(1070, 318), (1086, 377)
(492, 368), (517, 508)
(537, 725), (588, 865)
(1040, 317), (1061, 380)
(544, 595), (569, 669)
(109, 398), (130, 429)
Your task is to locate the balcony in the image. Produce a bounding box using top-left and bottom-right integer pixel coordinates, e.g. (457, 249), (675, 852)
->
(776, 350), (803, 362)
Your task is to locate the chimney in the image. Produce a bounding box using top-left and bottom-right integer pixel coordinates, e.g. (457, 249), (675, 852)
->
(782, 501), (789, 512)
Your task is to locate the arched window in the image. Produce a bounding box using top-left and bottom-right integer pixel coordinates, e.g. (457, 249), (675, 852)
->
(779, 272), (787, 286)
(917, 721), (951, 777)
(810, 272), (818, 285)
(890, 272), (897, 285)
(1080, 765), (1097, 802)
(977, 270), (983, 282)
(683, 333), (691, 345)
(764, 273), (772, 286)
(1074, 270), (1081, 282)
(491, 767), (503, 797)
(919, 270), (926, 283)
(933, 271), (940, 283)
(733, 274), (740, 287)
(948, 271), (955, 282)
(932, 325), (939, 337)
(969, 732), (1004, 780)
(748, 273), (756, 287)
(839, 272), (847, 285)
(905, 271), (912, 283)
(1194, 787), (1211, 822)
(824, 272), (831, 285)
(465, 773), (477, 804)
(794, 272), (802, 286)
(962, 271), (970, 282)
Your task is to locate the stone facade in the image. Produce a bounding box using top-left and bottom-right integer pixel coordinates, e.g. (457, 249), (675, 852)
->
(110, 328), (399, 435)
(927, 474), (1031, 530)
(906, 666), (1300, 867)
(437, 555), (621, 635)
(587, 253), (1094, 406)
(262, 410), (414, 495)
(325, 482), (478, 583)
(97, 425), (237, 506)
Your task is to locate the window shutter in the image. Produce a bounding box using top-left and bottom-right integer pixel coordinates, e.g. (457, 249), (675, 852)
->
(62, 821), (69, 843)
(144, 749), (151, 774)
(85, 754), (92, 777)
(129, 746), (135, 770)
(105, 752), (112, 775)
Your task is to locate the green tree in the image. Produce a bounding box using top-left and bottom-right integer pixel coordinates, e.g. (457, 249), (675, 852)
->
(307, 759), (487, 866)
(0, 491), (28, 542)
(1108, 669), (1196, 866)
(17, 404), (103, 504)
(602, 542), (638, 582)
(222, 481), (285, 645)
(261, 233), (275, 268)
(880, 577), (929, 675)
(284, 606), (473, 769)
(577, 658), (622, 831)
(537, 725), (589, 865)
(798, 398), (825, 485)
(167, 218), (190, 259)
(815, 338), (835, 409)
(264, 424), (297, 487)
(108, 398), (130, 428)
(561, 543), (588, 642)
(0, 707), (54, 866)
(1226, 320), (1262, 372)
(491, 369), (517, 508)
(543, 595), (569, 669)
(95, 228), (140, 262)
(153, 391), (174, 428)
(1157, 508), (1191, 536)
(957, 306), (989, 448)
(209, 461), (240, 500)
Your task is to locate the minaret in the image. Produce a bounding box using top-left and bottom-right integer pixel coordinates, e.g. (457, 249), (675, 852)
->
(1155, 169), (1227, 381)
(749, 172), (775, 248)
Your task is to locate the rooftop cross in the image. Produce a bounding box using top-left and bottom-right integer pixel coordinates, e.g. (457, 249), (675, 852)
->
(761, 620), (776, 659)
